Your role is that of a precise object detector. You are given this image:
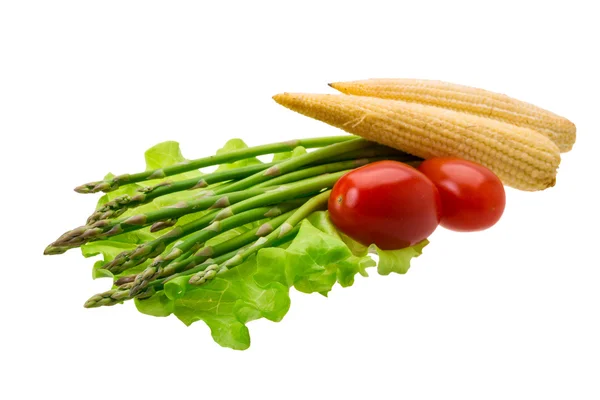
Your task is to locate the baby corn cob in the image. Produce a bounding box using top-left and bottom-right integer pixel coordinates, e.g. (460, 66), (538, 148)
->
(273, 93), (561, 191)
(329, 79), (576, 152)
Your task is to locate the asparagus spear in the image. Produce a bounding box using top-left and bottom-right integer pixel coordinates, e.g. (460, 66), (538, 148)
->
(127, 201), (304, 295)
(47, 155), (355, 254)
(84, 253), (234, 308)
(77, 170), (344, 275)
(107, 139), (369, 232)
(189, 190), (332, 285)
(216, 139), (369, 194)
(49, 139), (369, 253)
(160, 201), (303, 263)
(323, 144), (419, 163)
(112, 213), (285, 288)
(85, 213), (301, 308)
(102, 212), (221, 274)
(59, 136), (422, 314)
(86, 161), (276, 223)
(86, 144), (402, 224)
(252, 155), (417, 189)
(128, 205), (302, 296)
(45, 186), (273, 253)
(161, 209), (298, 280)
(211, 170), (347, 223)
(83, 284), (137, 308)
(75, 136), (356, 193)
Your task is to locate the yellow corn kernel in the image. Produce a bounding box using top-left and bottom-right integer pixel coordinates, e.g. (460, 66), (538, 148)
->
(273, 93), (561, 191)
(329, 79), (576, 153)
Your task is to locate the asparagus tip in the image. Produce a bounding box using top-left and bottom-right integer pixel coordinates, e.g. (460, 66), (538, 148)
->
(44, 244), (67, 255)
(129, 267), (158, 297)
(189, 264), (219, 285)
(84, 288), (130, 308)
(75, 180), (115, 193)
(83, 300), (96, 308)
(83, 294), (103, 308)
(164, 248), (183, 261)
(74, 184), (92, 194)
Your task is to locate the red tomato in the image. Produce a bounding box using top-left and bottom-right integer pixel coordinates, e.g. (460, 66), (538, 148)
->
(328, 160), (442, 250)
(417, 157), (505, 232)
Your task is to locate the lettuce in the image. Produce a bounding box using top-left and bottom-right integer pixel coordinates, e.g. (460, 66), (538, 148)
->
(81, 139), (429, 350)
(136, 212), (427, 350)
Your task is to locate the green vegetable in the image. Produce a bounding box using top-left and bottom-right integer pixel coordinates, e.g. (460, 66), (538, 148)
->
(45, 139), (380, 254)
(128, 202), (304, 296)
(74, 136), (356, 193)
(86, 161), (275, 223)
(45, 136), (428, 350)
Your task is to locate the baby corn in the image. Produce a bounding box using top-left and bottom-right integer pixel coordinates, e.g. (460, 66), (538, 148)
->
(273, 93), (561, 191)
(329, 79), (576, 152)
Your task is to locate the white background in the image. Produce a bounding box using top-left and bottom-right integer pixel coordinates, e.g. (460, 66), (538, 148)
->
(1, 1), (599, 399)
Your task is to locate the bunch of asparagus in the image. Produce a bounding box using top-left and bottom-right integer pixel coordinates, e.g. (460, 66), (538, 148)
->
(45, 136), (419, 308)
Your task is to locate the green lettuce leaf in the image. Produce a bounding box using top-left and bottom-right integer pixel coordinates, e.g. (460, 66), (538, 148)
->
(135, 211), (426, 350)
(144, 141), (189, 171)
(133, 291), (174, 317)
(77, 140), (430, 350)
(215, 139), (263, 172)
(204, 224), (260, 247)
(375, 240), (429, 276)
(271, 146), (307, 162)
(136, 257), (290, 350)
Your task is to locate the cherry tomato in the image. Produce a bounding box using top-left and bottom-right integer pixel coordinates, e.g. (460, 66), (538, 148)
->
(328, 160), (442, 250)
(417, 157), (505, 232)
